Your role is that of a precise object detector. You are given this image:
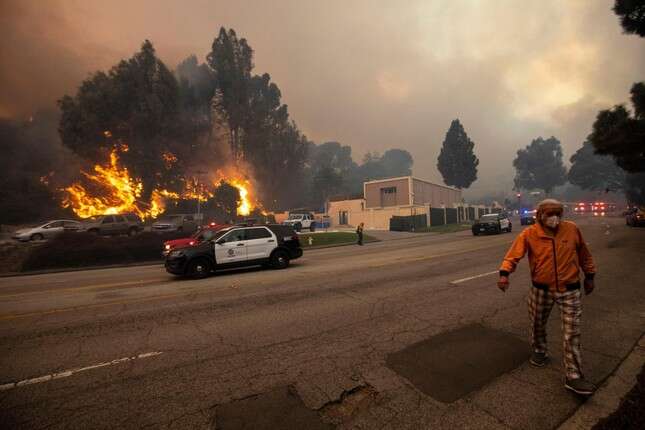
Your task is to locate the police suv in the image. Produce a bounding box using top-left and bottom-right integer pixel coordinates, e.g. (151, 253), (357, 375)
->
(164, 224), (303, 279)
(472, 213), (513, 235)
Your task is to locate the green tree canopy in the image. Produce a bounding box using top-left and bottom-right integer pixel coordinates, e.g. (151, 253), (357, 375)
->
(625, 172), (645, 204)
(207, 28), (253, 161)
(211, 180), (241, 221)
(300, 144), (414, 208)
(436, 119), (479, 189)
(312, 166), (344, 206)
(513, 136), (567, 195)
(380, 149), (413, 178)
(358, 149), (414, 184)
(58, 40), (181, 197)
(568, 141), (626, 192)
(613, 0), (645, 37)
(176, 54), (216, 116)
(205, 28), (309, 210)
(589, 82), (645, 173)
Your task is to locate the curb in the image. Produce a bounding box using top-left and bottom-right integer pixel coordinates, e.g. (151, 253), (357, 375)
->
(0, 261), (163, 278)
(0, 227), (475, 278)
(0, 238), (382, 278)
(558, 334), (645, 430)
(303, 239), (380, 250)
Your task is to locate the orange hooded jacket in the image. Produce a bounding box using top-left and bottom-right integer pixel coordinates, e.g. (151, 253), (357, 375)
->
(499, 220), (596, 292)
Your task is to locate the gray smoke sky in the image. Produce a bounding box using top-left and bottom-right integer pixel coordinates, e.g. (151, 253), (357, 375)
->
(1, 0), (643, 196)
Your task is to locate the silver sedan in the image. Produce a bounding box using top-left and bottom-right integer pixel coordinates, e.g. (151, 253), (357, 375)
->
(11, 220), (82, 241)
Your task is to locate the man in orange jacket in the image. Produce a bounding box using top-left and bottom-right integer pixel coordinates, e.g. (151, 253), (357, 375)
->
(498, 199), (596, 395)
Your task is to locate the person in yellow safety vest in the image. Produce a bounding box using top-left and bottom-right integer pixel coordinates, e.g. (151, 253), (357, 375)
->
(356, 222), (364, 246)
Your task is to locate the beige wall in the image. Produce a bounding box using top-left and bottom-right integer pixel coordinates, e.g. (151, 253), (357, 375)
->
(327, 199), (365, 226)
(328, 199), (428, 229)
(327, 177), (465, 230)
(362, 206), (428, 230)
(364, 178), (410, 208)
(412, 178), (462, 207)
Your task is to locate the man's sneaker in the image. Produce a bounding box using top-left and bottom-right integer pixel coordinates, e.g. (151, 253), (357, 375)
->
(565, 377), (596, 395)
(529, 351), (549, 367)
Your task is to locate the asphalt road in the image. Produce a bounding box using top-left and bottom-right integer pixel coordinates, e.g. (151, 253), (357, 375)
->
(0, 217), (643, 429)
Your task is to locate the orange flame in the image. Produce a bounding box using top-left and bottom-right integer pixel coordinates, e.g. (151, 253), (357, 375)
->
(60, 146), (264, 219)
(211, 168), (262, 216)
(181, 179), (213, 202)
(162, 151), (178, 169)
(62, 146), (166, 219)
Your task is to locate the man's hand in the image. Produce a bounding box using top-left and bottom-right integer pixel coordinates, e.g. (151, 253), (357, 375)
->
(497, 276), (509, 292)
(584, 278), (595, 295)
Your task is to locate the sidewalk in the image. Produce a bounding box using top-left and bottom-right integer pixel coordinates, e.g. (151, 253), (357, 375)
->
(362, 230), (433, 241)
(559, 335), (645, 430)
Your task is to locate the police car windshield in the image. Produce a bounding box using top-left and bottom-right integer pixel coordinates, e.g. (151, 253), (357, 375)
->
(210, 229), (232, 241)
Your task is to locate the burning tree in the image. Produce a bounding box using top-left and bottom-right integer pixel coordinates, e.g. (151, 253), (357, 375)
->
(58, 40), (183, 199)
(56, 29), (310, 219)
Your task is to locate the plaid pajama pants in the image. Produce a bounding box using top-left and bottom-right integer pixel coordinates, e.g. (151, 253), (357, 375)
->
(528, 287), (583, 379)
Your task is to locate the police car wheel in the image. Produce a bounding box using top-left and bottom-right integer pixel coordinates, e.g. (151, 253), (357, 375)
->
(186, 258), (212, 279)
(270, 250), (290, 269)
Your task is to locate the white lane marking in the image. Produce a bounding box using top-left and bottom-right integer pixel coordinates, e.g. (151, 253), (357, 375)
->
(0, 351), (163, 391)
(450, 270), (498, 285)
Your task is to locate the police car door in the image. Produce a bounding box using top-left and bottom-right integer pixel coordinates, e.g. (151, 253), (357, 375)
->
(214, 228), (248, 264)
(245, 227), (275, 261)
(499, 215), (510, 230)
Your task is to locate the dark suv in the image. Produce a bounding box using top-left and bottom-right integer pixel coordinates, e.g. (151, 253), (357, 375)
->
(165, 224), (303, 278)
(82, 214), (143, 236)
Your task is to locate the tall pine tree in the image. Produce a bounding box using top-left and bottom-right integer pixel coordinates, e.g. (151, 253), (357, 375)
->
(437, 119), (479, 189)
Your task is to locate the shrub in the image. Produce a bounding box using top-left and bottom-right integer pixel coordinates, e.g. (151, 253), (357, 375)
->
(20, 231), (185, 271)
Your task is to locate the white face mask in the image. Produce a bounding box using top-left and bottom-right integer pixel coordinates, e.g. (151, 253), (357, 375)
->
(545, 215), (560, 228)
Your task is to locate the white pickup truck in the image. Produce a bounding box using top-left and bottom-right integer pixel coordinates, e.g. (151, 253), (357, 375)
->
(282, 213), (316, 232)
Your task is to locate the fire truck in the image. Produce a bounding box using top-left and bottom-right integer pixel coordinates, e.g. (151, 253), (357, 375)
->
(572, 202), (616, 216)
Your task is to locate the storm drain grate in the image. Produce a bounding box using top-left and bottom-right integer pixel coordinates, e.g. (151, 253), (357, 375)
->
(215, 386), (333, 430)
(386, 324), (529, 402)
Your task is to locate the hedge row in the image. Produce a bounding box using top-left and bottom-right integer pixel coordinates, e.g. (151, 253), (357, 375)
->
(20, 232), (185, 271)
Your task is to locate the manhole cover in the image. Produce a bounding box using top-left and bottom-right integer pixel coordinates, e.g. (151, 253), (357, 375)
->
(215, 386), (332, 430)
(386, 324), (528, 402)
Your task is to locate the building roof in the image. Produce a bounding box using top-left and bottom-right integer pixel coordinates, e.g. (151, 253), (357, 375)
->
(328, 194), (365, 202)
(363, 176), (461, 192)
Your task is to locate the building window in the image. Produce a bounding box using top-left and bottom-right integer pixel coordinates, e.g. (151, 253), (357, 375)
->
(380, 187), (397, 207)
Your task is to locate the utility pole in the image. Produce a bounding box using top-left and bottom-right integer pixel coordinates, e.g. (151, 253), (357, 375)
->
(194, 170), (207, 221)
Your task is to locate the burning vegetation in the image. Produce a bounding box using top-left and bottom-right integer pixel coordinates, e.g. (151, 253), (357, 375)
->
(60, 144), (261, 220)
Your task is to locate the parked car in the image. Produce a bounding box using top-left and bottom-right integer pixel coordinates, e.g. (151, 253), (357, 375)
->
(12, 219), (82, 241)
(626, 207), (645, 227)
(82, 214), (143, 236)
(520, 209), (537, 225)
(162, 224), (230, 256)
(282, 213), (315, 232)
(472, 213), (512, 235)
(152, 214), (198, 233)
(165, 224), (303, 279)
